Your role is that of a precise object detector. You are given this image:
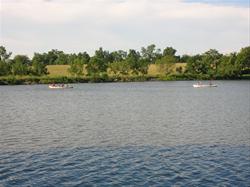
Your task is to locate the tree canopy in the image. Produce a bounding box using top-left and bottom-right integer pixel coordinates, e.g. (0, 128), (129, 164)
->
(0, 45), (249, 79)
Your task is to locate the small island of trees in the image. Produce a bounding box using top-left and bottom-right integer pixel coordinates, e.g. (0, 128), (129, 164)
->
(0, 45), (249, 84)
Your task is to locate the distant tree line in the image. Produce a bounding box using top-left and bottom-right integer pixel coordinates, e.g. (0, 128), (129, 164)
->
(0, 45), (249, 79)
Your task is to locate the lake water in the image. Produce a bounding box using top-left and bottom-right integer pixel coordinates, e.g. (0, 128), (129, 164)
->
(0, 81), (250, 186)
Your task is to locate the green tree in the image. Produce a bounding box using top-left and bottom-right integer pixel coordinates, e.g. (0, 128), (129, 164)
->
(109, 61), (130, 75)
(126, 49), (142, 74)
(137, 59), (149, 75)
(186, 55), (206, 74)
(141, 44), (161, 64)
(68, 58), (85, 76)
(186, 50), (222, 76)
(236, 46), (250, 72)
(0, 61), (11, 76)
(46, 49), (59, 65)
(0, 46), (12, 76)
(12, 55), (30, 75)
(110, 50), (127, 62)
(78, 52), (90, 64)
(32, 53), (48, 75)
(156, 55), (177, 75)
(163, 47), (177, 57)
(86, 48), (111, 75)
(0, 46), (12, 62)
(44, 49), (69, 65)
(202, 49), (222, 76)
(180, 54), (191, 63)
(55, 51), (69, 65)
(68, 52), (90, 76)
(217, 53), (240, 78)
(87, 56), (103, 75)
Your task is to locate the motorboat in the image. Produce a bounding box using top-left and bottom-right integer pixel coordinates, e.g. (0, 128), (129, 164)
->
(193, 82), (217, 88)
(48, 84), (73, 89)
(193, 84), (217, 88)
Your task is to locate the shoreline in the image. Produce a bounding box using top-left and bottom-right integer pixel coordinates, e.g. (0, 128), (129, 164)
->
(0, 74), (249, 85)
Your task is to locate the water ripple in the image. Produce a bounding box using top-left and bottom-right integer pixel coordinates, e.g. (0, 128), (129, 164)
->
(1, 145), (250, 187)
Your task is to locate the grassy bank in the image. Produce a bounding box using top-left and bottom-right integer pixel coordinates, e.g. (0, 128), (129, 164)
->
(241, 74), (250, 79)
(0, 75), (157, 85)
(1, 64), (249, 85)
(0, 73), (248, 85)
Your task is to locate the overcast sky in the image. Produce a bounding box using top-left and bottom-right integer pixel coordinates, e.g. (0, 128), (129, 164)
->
(0, 0), (249, 57)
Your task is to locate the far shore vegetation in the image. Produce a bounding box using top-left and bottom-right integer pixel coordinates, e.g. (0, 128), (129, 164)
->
(0, 45), (249, 85)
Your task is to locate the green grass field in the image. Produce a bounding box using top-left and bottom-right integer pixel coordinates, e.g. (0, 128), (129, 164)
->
(46, 65), (71, 77)
(46, 63), (187, 77)
(148, 63), (187, 75)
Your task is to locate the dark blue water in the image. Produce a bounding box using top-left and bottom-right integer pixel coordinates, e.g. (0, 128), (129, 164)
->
(0, 81), (250, 186)
(1, 145), (250, 187)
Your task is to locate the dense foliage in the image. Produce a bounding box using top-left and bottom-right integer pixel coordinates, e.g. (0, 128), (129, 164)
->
(0, 45), (249, 79)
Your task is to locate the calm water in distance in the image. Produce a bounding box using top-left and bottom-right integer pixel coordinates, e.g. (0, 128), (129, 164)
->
(0, 81), (250, 186)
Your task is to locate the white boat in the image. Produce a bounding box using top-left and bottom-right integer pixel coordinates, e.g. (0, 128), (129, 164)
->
(48, 84), (73, 89)
(193, 83), (217, 88)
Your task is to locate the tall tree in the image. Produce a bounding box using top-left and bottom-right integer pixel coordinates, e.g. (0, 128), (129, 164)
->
(186, 55), (205, 74)
(46, 49), (59, 65)
(126, 49), (141, 74)
(32, 53), (48, 75)
(0, 61), (11, 76)
(0, 46), (12, 75)
(55, 51), (69, 65)
(86, 48), (111, 75)
(68, 58), (85, 76)
(217, 53), (240, 78)
(68, 52), (90, 76)
(0, 46), (12, 62)
(180, 54), (191, 63)
(109, 61), (130, 75)
(236, 46), (250, 71)
(202, 49), (222, 76)
(78, 52), (90, 64)
(12, 55), (30, 75)
(141, 44), (161, 64)
(110, 50), (127, 62)
(163, 47), (177, 57)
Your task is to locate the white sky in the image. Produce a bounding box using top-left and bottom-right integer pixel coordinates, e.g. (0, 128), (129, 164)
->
(0, 0), (249, 57)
